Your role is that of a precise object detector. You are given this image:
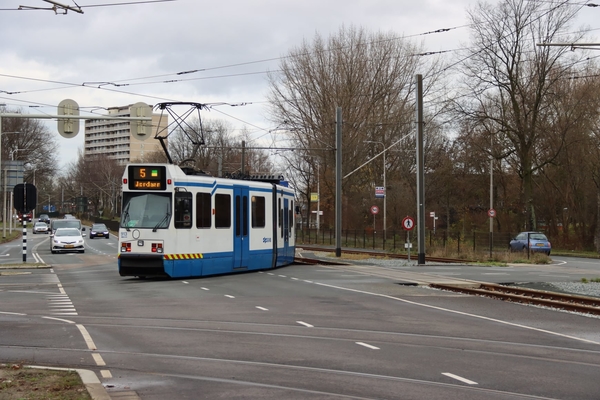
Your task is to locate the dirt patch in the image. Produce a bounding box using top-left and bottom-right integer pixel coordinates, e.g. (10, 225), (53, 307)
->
(0, 363), (91, 399)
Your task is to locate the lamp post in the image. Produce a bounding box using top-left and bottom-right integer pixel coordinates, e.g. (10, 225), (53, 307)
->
(365, 141), (386, 242)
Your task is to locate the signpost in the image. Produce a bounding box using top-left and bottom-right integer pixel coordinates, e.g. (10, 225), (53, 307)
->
(13, 183), (36, 262)
(371, 205), (379, 231)
(402, 216), (415, 262)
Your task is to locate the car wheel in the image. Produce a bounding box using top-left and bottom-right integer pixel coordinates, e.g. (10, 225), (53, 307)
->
(106, 236), (109, 239)
(80, 250), (85, 253)
(51, 250), (56, 254)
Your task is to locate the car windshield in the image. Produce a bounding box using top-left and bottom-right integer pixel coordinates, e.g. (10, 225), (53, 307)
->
(55, 229), (81, 237)
(92, 224), (107, 230)
(529, 233), (548, 240)
(34, 222), (46, 227)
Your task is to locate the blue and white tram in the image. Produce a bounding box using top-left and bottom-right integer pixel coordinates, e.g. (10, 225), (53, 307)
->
(118, 164), (296, 278)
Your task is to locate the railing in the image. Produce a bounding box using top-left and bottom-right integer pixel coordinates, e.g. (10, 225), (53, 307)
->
(295, 228), (515, 255)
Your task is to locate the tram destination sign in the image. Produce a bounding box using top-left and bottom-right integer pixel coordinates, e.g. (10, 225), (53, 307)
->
(128, 166), (167, 190)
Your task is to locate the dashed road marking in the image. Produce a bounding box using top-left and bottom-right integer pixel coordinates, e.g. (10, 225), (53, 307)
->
(356, 342), (379, 350)
(442, 372), (478, 385)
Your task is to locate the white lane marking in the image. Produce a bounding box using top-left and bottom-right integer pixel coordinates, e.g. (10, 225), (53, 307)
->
(52, 312), (78, 315)
(304, 280), (313, 283)
(76, 324), (98, 350)
(297, 321), (314, 328)
(356, 342), (380, 350)
(225, 295), (235, 299)
(267, 273), (275, 276)
(256, 306), (268, 311)
(101, 370), (112, 378)
(442, 372), (478, 385)
(291, 277), (299, 281)
(200, 287), (209, 291)
(42, 316), (75, 324)
(278, 275), (287, 278)
(0, 311), (26, 316)
(182, 281), (189, 284)
(312, 282), (600, 345)
(92, 353), (106, 366)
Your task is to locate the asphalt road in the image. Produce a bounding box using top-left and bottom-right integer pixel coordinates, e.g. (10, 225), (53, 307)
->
(1, 237), (600, 399)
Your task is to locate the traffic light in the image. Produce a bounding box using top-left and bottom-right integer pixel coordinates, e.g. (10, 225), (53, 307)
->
(13, 183), (37, 213)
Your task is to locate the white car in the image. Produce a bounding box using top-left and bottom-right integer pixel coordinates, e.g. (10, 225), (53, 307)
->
(32, 221), (49, 234)
(51, 228), (85, 254)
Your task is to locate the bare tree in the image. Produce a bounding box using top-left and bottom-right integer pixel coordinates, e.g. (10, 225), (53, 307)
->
(457, 0), (589, 230)
(267, 25), (444, 229)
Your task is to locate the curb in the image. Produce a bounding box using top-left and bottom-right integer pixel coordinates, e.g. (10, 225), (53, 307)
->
(26, 365), (111, 400)
(0, 264), (51, 269)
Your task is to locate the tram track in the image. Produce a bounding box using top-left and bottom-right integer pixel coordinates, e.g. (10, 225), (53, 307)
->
(431, 282), (600, 316)
(294, 252), (600, 316)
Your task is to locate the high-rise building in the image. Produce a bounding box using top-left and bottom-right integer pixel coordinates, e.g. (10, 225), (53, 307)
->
(84, 104), (167, 165)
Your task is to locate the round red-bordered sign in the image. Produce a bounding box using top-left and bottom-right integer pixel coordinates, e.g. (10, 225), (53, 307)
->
(402, 216), (415, 231)
(488, 208), (496, 218)
(371, 205), (379, 215)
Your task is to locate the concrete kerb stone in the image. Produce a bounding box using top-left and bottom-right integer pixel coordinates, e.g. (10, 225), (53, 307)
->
(26, 365), (111, 400)
(0, 264), (51, 269)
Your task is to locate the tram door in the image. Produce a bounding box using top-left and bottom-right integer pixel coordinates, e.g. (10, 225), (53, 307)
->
(233, 187), (249, 269)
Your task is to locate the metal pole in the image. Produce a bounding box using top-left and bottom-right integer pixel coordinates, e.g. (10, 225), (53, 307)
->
(22, 183), (26, 262)
(415, 74), (426, 265)
(335, 107), (342, 257)
(2, 168), (5, 239)
(489, 134), (494, 258)
(316, 163), (320, 235)
(383, 148), (386, 243)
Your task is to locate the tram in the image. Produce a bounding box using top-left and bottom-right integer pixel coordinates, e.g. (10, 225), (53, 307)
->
(118, 164), (296, 278)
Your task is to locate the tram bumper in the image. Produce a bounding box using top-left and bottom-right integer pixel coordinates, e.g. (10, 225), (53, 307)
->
(118, 253), (167, 277)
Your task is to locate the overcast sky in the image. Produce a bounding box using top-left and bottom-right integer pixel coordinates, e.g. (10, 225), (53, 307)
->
(0, 0), (598, 172)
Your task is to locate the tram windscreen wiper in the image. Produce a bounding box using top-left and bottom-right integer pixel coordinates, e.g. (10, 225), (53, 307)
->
(122, 202), (131, 231)
(153, 211), (171, 232)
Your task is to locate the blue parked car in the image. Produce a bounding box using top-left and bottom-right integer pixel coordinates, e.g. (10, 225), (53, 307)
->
(509, 231), (551, 255)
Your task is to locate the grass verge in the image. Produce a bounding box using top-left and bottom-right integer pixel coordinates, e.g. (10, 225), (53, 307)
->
(0, 363), (91, 400)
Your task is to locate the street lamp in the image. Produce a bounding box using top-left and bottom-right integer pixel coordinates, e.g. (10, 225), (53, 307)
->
(364, 141), (386, 242)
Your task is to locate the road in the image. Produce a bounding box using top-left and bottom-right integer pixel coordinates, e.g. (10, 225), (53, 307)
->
(1, 233), (600, 399)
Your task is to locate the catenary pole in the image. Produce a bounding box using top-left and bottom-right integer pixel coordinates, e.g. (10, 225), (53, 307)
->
(415, 75), (426, 265)
(335, 107), (342, 257)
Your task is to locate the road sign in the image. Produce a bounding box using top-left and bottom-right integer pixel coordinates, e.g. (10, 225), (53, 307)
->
(488, 208), (496, 218)
(375, 186), (385, 198)
(57, 99), (80, 138)
(402, 216), (415, 231)
(370, 205), (379, 215)
(130, 102), (152, 141)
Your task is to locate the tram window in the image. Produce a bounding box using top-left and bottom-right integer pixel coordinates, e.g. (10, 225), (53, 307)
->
(235, 196), (241, 236)
(174, 192), (192, 229)
(243, 195), (248, 236)
(290, 200), (294, 228)
(196, 192), (211, 228)
(251, 196), (265, 228)
(278, 198), (281, 227)
(215, 194), (231, 228)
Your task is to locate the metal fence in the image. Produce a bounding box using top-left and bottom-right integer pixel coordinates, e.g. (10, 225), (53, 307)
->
(295, 228), (515, 254)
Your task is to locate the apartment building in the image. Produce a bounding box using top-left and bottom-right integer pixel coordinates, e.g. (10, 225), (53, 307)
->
(84, 104), (167, 165)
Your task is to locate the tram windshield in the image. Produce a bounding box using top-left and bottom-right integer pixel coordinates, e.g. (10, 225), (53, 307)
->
(121, 193), (172, 230)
